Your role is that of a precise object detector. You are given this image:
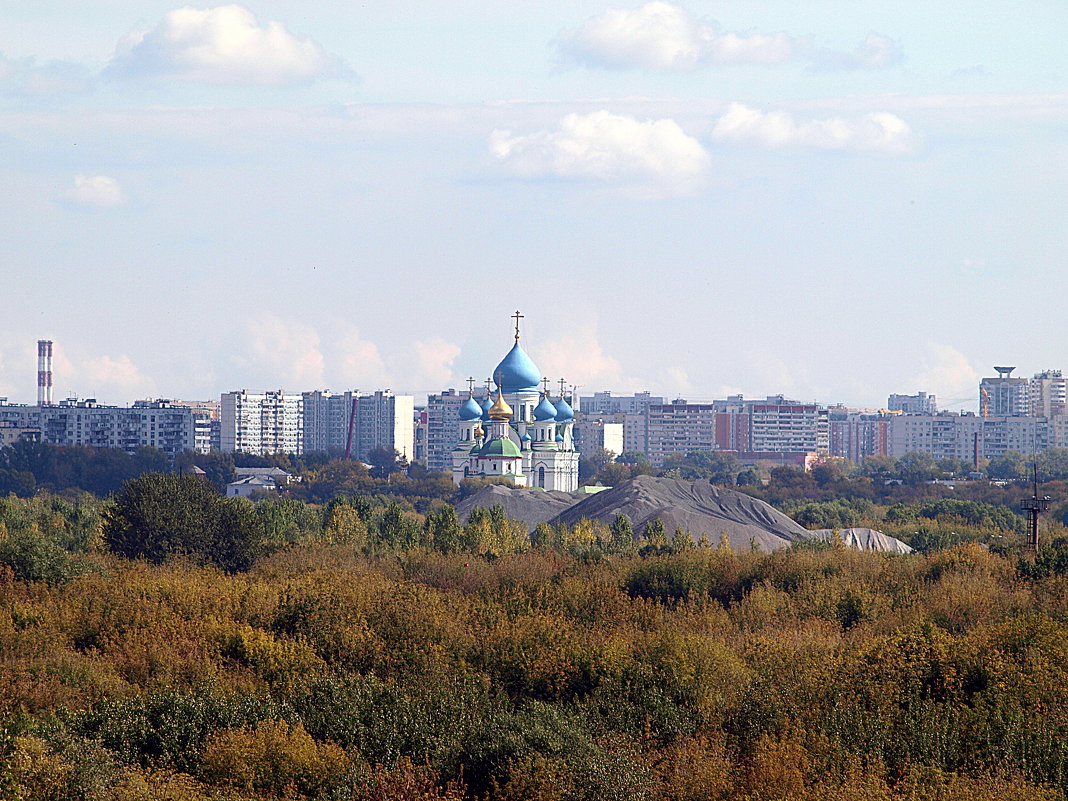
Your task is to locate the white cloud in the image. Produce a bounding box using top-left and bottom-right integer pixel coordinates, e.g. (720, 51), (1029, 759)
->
(81, 354), (158, 400)
(557, 2), (798, 71)
(711, 102), (917, 153)
(531, 321), (664, 396)
(332, 326), (390, 389)
(491, 110), (710, 193)
(557, 4), (904, 74)
(911, 343), (980, 407)
(233, 314), (326, 389)
(813, 32), (903, 71)
(109, 5), (341, 85)
(0, 53), (92, 96)
(65, 175), (125, 208)
(410, 337), (461, 389)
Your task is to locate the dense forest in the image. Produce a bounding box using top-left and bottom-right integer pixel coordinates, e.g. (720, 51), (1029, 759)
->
(4, 472), (1068, 800)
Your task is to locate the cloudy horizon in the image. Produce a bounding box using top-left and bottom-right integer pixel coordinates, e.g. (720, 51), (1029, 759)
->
(2, 1), (1065, 412)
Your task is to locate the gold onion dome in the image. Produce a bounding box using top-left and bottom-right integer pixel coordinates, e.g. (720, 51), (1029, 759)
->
(473, 423), (484, 439)
(488, 390), (513, 421)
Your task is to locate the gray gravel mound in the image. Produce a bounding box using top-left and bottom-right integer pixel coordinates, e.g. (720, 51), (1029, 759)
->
(455, 484), (582, 532)
(803, 527), (913, 553)
(453, 477), (913, 554)
(550, 475), (807, 553)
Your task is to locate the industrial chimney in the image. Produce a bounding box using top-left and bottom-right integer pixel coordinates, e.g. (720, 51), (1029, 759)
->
(37, 340), (53, 405)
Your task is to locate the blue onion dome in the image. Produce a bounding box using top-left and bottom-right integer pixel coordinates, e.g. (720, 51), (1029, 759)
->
(554, 396), (574, 422)
(480, 397), (493, 421)
(533, 394), (558, 422)
(521, 431), (532, 442)
(494, 342), (541, 393)
(555, 432), (564, 442)
(459, 396), (483, 421)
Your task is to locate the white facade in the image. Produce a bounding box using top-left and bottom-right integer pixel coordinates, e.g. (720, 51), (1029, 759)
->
(220, 390), (303, 455)
(887, 413), (1050, 461)
(574, 419), (624, 457)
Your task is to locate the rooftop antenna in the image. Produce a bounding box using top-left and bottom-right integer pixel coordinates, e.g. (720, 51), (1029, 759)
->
(1020, 429), (1050, 552)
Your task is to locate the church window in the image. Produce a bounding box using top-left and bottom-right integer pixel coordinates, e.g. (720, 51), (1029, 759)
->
(538, 466), (545, 487)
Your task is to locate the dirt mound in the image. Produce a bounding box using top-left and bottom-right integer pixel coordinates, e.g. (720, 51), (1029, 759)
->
(455, 484), (582, 532)
(550, 475), (807, 553)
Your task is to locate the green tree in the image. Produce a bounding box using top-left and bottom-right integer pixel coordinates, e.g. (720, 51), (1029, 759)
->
(895, 451), (939, 484)
(610, 513), (637, 554)
(425, 504), (464, 553)
(367, 446), (402, 479)
(102, 473), (265, 572)
(579, 447), (616, 484)
(1037, 447), (1068, 482)
(661, 451), (739, 485)
(987, 450), (1029, 481)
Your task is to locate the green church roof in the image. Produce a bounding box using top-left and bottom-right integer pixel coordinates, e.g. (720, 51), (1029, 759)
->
(480, 438), (522, 458)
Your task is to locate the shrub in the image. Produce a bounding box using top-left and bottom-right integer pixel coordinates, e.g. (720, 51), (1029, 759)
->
(200, 719), (349, 797)
(103, 473), (265, 572)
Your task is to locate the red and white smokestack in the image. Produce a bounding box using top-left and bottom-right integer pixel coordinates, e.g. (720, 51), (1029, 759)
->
(37, 340), (53, 406)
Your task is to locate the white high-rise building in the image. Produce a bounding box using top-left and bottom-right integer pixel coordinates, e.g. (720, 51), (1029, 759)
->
(220, 390), (303, 455)
(302, 390), (415, 462)
(1029, 370), (1067, 419)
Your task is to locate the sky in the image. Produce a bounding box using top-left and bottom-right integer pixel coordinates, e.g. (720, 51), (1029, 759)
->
(2, 1), (1066, 411)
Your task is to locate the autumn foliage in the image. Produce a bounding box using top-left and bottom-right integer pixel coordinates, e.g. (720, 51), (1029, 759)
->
(2, 487), (1068, 800)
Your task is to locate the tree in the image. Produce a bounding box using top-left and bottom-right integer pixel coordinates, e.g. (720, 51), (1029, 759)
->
(1037, 448), (1068, 482)
(103, 473), (264, 572)
(368, 447), (403, 479)
(610, 513), (636, 554)
(579, 448), (616, 484)
(987, 450), (1029, 481)
(661, 451), (739, 485)
(895, 451), (939, 484)
(425, 504), (463, 553)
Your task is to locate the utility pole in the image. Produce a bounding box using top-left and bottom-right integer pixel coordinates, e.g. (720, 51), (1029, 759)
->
(1020, 461), (1050, 552)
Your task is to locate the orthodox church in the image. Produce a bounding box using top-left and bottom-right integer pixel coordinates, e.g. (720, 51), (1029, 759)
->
(451, 313), (580, 491)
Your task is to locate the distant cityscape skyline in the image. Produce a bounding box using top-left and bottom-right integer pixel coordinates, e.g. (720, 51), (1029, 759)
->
(3, 3), (1065, 419)
(1, 334), (1062, 418)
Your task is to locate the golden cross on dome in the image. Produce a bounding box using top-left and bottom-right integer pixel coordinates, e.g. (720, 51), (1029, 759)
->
(558, 378), (567, 398)
(512, 310), (524, 343)
(466, 376), (475, 397)
(495, 370), (505, 391)
(541, 377), (550, 394)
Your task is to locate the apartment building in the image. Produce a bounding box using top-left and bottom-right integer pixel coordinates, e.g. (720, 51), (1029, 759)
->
(0, 398), (195, 457)
(220, 390), (303, 455)
(645, 400), (717, 467)
(888, 392), (938, 415)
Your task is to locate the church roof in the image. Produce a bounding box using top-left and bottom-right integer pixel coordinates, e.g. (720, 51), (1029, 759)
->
(459, 396), (483, 421)
(480, 437), (522, 458)
(494, 342), (541, 393)
(554, 396), (574, 422)
(533, 394), (558, 421)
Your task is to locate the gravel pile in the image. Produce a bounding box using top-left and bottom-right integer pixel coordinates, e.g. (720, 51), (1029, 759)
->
(802, 528), (913, 553)
(549, 475), (807, 552)
(455, 484), (583, 532)
(456, 476), (912, 554)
